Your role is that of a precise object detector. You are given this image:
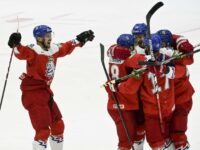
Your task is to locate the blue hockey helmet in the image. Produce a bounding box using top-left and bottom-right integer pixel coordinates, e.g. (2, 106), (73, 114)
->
(144, 34), (162, 53)
(117, 34), (134, 48)
(33, 25), (52, 38)
(132, 23), (147, 36)
(156, 29), (173, 46)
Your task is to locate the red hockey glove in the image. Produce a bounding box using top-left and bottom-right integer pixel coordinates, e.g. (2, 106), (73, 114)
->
(176, 39), (194, 64)
(107, 45), (131, 60)
(177, 40), (193, 53)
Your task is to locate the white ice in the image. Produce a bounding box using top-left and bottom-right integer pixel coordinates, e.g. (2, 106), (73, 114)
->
(0, 0), (200, 149)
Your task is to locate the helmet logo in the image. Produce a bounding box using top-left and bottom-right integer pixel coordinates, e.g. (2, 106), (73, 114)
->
(161, 30), (166, 35)
(156, 43), (160, 49)
(125, 36), (130, 40)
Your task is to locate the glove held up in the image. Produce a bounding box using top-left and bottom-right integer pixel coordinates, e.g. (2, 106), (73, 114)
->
(8, 32), (21, 48)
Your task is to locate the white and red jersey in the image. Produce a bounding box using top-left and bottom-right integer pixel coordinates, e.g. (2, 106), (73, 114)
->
(14, 40), (79, 85)
(106, 44), (143, 110)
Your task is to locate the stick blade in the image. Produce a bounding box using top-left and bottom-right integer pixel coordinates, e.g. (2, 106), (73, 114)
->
(146, 1), (164, 23)
(100, 43), (105, 61)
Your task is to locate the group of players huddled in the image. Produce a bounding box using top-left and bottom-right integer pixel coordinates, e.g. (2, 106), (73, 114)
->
(104, 23), (194, 150)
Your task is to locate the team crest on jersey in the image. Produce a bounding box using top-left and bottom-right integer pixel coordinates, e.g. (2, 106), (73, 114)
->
(46, 56), (55, 78)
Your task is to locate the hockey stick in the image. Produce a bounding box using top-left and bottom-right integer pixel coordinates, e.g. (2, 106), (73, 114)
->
(0, 17), (19, 110)
(102, 67), (147, 87)
(103, 47), (200, 86)
(146, 1), (165, 134)
(100, 43), (135, 150)
(102, 2), (164, 87)
(146, 1), (164, 60)
(0, 49), (15, 110)
(138, 48), (200, 66)
(102, 1), (164, 88)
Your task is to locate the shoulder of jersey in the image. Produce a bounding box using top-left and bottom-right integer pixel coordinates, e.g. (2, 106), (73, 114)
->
(27, 43), (61, 56)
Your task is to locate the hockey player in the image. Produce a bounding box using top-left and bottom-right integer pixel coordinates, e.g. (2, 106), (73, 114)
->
(7, 25), (94, 150)
(157, 29), (194, 150)
(131, 23), (149, 149)
(124, 34), (176, 149)
(106, 34), (145, 150)
(131, 23), (147, 55)
(142, 34), (176, 150)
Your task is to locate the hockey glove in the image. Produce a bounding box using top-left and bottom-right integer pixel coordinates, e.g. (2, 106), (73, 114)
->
(107, 45), (131, 60)
(177, 41), (193, 53)
(76, 30), (94, 46)
(8, 32), (21, 48)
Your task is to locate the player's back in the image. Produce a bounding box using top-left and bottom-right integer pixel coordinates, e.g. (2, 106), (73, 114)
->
(106, 44), (140, 110)
(140, 72), (175, 117)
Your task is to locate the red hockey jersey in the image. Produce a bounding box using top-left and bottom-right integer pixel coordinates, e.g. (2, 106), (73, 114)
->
(174, 65), (195, 104)
(140, 72), (175, 117)
(124, 53), (175, 117)
(14, 41), (79, 85)
(172, 34), (195, 104)
(106, 45), (143, 110)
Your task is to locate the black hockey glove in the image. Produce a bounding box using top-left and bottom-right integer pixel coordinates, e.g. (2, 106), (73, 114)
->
(8, 32), (21, 48)
(76, 30), (94, 46)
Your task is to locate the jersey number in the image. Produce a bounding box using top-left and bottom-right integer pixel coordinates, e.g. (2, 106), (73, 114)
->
(111, 65), (119, 79)
(148, 72), (170, 94)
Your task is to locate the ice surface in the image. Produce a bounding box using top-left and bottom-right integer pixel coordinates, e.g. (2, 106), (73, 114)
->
(0, 0), (200, 149)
